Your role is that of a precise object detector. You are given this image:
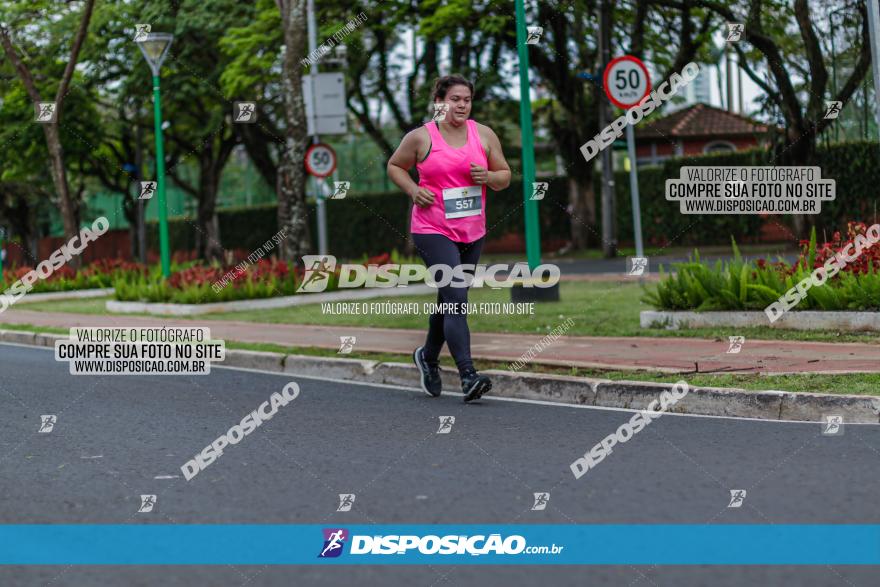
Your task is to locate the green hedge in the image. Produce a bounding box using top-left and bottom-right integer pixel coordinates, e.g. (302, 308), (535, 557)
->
(148, 141), (880, 256)
(148, 183), (573, 259)
(612, 140), (880, 247)
(611, 150), (765, 247)
(808, 141), (880, 225)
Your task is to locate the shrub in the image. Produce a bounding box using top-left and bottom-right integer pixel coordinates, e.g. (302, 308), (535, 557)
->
(111, 251), (427, 304)
(113, 259), (303, 304)
(642, 222), (880, 312)
(0, 258), (146, 294)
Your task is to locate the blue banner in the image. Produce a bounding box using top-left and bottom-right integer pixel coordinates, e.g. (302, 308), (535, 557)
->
(1, 525), (878, 565)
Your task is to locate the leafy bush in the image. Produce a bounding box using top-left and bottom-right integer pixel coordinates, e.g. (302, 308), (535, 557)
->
(0, 258), (146, 293)
(114, 259), (304, 304)
(112, 251), (428, 304)
(643, 222), (880, 312)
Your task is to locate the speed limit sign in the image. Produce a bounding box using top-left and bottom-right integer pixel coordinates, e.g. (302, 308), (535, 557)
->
(603, 56), (651, 110)
(304, 143), (337, 178)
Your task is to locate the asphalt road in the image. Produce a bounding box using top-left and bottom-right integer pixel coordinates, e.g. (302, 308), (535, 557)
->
(1, 342), (878, 586)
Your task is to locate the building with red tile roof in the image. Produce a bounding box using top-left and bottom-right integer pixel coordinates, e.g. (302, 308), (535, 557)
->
(634, 103), (771, 166)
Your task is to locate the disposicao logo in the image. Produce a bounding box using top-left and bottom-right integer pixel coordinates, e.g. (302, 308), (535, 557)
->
(319, 528), (348, 558)
(297, 255), (560, 293)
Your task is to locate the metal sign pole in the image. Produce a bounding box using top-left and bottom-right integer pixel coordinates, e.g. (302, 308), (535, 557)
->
(307, 0), (327, 255)
(625, 123), (644, 258)
(603, 55), (650, 262)
(867, 0), (880, 147)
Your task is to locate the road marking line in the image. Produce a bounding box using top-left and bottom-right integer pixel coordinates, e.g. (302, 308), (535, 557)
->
(212, 364), (880, 426)
(3, 342), (875, 427)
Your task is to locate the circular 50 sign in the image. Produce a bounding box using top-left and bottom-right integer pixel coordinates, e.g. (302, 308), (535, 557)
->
(304, 143), (337, 178)
(603, 55), (651, 110)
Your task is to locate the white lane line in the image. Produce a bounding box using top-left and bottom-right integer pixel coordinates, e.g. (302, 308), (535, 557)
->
(213, 364), (880, 426)
(4, 342), (876, 427)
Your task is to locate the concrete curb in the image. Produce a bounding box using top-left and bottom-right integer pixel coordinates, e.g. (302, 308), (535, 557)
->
(641, 309), (880, 332)
(2, 328), (877, 423)
(16, 288), (114, 304)
(105, 284), (437, 316)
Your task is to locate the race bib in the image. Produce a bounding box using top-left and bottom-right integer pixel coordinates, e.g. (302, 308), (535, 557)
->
(442, 185), (482, 219)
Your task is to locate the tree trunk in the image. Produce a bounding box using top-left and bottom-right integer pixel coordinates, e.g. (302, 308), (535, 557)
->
(128, 217), (138, 260)
(549, 114), (599, 251)
(121, 185), (139, 260)
(237, 121), (278, 190)
(783, 125), (817, 238)
(567, 174), (596, 250)
(278, 0), (312, 264)
(196, 169), (224, 262)
(0, 184), (37, 265)
(42, 123), (80, 265)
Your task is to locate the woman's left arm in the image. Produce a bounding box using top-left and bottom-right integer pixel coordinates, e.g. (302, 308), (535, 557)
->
(482, 125), (511, 191)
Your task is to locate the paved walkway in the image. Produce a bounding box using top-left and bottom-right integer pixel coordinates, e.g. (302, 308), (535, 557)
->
(3, 309), (878, 375)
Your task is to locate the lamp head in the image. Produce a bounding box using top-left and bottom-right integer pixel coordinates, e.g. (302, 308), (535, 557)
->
(136, 33), (174, 76)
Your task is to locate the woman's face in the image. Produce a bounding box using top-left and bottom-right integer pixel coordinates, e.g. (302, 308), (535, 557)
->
(435, 84), (472, 125)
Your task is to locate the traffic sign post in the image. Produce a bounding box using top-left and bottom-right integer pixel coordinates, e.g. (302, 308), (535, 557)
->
(603, 55), (650, 260)
(603, 56), (651, 109)
(304, 0), (348, 257)
(304, 143), (337, 178)
(304, 143), (337, 255)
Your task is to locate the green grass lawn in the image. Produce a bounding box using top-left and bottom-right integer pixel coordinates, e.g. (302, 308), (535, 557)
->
(13, 281), (880, 344)
(479, 242), (797, 263)
(2, 322), (877, 396)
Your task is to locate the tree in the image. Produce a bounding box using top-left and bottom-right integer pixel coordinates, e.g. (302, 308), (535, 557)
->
(219, 0), (284, 192)
(0, 0), (97, 265)
(518, 0), (714, 249)
(276, 0), (312, 262)
(85, 0), (259, 262)
(221, 0), (513, 256)
(669, 0), (873, 235)
(0, 181), (44, 264)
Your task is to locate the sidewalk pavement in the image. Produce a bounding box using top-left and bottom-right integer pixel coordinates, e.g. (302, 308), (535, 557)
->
(2, 309), (878, 375)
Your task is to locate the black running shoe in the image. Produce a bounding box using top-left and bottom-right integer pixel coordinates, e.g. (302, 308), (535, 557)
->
(461, 371), (492, 403)
(413, 346), (442, 397)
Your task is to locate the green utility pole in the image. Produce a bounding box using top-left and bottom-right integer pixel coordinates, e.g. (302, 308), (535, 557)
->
(152, 75), (170, 278)
(136, 32), (174, 279)
(514, 0), (541, 270)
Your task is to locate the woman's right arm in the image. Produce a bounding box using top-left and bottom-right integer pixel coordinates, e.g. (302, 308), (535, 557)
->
(387, 130), (435, 208)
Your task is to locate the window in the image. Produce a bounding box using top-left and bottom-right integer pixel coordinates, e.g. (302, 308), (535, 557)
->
(703, 141), (736, 154)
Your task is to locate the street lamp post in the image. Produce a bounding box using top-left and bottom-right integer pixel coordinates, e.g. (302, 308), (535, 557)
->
(513, 0), (541, 271)
(136, 32), (174, 279)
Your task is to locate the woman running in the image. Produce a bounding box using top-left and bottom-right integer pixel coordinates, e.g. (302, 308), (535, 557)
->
(387, 74), (511, 402)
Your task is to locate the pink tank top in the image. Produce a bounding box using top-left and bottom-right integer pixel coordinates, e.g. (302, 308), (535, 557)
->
(412, 118), (488, 243)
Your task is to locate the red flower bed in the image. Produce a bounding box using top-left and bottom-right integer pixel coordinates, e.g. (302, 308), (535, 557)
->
(798, 221), (880, 275)
(81, 258), (148, 278)
(250, 258), (291, 280)
(2, 258), (144, 283)
(167, 258), (294, 290)
(168, 265), (227, 289)
(366, 252), (391, 265)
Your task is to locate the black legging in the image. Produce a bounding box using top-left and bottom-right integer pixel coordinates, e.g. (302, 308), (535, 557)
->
(411, 233), (484, 376)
